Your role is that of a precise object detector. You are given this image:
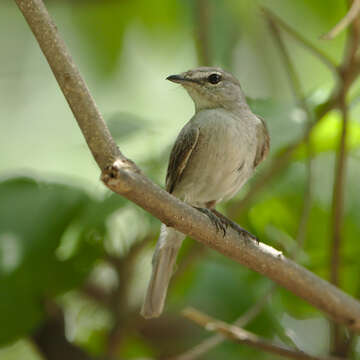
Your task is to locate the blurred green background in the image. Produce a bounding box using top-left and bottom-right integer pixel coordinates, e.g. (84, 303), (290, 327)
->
(1, 0), (360, 359)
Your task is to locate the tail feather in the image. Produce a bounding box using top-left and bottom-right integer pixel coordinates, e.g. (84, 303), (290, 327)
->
(141, 224), (185, 319)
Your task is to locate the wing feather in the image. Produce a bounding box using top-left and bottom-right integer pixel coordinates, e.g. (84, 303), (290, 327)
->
(166, 126), (200, 193)
(253, 116), (270, 168)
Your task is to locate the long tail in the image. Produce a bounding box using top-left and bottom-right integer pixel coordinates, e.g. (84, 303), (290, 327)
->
(141, 224), (185, 319)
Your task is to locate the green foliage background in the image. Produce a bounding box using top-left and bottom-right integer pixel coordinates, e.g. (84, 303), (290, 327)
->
(1, 0), (360, 359)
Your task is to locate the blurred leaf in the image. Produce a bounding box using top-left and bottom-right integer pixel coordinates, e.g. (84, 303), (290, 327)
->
(173, 254), (280, 360)
(106, 112), (148, 140)
(0, 177), (88, 344)
(180, 254), (276, 332)
(71, 0), (181, 76)
(209, 0), (245, 68)
(248, 98), (303, 154)
(119, 332), (155, 359)
(294, 111), (360, 160)
(248, 196), (300, 241)
(71, 2), (130, 76)
(0, 177), (124, 344)
(0, 339), (42, 360)
(281, 314), (330, 355)
(60, 292), (112, 356)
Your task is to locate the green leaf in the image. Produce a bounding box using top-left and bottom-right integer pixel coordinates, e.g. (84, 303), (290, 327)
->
(0, 177), (89, 344)
(248, 98), (304, 153)
(106, 112), (148, 140)
(71, 2), (129, 76)
(71, 0), (182, 76)
(0, 177), (124, 344)
(294, 111), (360, 160)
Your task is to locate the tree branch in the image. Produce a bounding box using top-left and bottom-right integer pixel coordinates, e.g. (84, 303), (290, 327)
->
(14, 0), (126, 172)
(194, 0), (211, 66)
(329, 1), (360, 354)
(322, 0), (360, 40)
(330, 102), (349, 288)
(102, 160), (360, 331)
(183, 308), (345, 360)
(261, 7), (338, 75)
(14, 0), (360, 333)
(174, 285), (276, 360)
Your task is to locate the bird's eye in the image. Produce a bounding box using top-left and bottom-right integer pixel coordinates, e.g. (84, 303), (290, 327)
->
(207, 73), (222, 84)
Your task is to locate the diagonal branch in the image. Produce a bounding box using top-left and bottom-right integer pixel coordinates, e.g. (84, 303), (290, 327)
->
(183, 308), (345, 360)
(265, 12), (305, 106)
(14, 0), (360, 334)
(322, 0), (360, 40)
(101, 160), (360, 332)
(14, 0), (126, 172)
(174, 285), (276, 360)
(261, 7), (338, 75)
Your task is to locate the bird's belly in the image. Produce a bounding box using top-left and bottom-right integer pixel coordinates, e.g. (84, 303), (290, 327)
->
(186, 163), (251, 205)
(175, 121), (255, 206)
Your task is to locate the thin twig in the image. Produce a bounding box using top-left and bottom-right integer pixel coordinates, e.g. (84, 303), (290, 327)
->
(329, 99), (348, 352)
(265, 14), (304, 104)
(183, 308), (345, 360)
(330, 3), (360, 354)
(330, 102), (348, 287)
(261, 7), (338, 75)
(174, 285), (276, 360)
(229, 5), (360, 218)
(265, 7), (315, 250)
(195, 0), (211, 66)
(322, 0), (360, 40)
(15, 0), (360, 333)
(228, 89), (339, 218)
(296, 141), (314, 250)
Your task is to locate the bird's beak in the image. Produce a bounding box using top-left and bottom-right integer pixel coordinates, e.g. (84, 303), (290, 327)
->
(166, 73), (200, 84)
(166, 74), (187, 83)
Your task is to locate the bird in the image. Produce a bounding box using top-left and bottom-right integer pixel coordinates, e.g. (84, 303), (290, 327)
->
(141, 67), (270, 319)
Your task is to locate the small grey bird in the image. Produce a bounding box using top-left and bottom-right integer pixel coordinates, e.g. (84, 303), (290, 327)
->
(141, 67), (270, 319)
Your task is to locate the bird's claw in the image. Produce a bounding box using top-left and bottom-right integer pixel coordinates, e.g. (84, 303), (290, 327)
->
(194, 207), (258, 243)
(227, 221), (258, 244)
(194, 207), (228, 237)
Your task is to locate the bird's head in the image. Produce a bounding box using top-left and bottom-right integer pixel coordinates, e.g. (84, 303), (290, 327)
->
(166, 67), (246, 111)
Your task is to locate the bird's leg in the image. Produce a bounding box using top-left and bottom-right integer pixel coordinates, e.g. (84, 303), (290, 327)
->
(193, 206), (227, 236)
(194, 203), (258, 242)
(211, 209), (258, 243)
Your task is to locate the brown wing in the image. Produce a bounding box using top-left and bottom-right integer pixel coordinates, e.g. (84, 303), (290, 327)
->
(253, 115), (270, 168)
(166, 126), (200, 193)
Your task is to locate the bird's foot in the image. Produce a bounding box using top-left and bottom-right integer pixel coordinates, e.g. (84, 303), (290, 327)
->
(202, 208), (258, 243)
(194, 207), (228, 236)
(229, 220), (258, 244)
